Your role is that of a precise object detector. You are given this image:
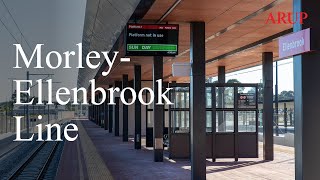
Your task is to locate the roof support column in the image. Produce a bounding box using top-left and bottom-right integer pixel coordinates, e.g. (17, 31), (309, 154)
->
(94, 96), (96, 124)
(114, 81), (122, 136)
(91, 104), (93, 122)
(92, 101), (94, 122)
(294, 0), (320, 179)
(134, 65), (142, 149)
(90, 104), (92, 121)
(101, 99), (105, 128)
(109, 85), (113, 133)
(97, 94), (99, 125)
(218, 66), (225, 83)
(218, 66), (226, 132)
(190, 22), (206, 180)
(88, 104), (91, 121)
(95, 100), (98, 124)
(122, 75), (129, 142)
(97, 102), (99, 125)
(262, 52), (274, 161)
(101, 93), (105, 128)
(93, 101), (96, 124)
(104, 96), (109, 130)
(96, 99), (99, 125)
(153, 56), (164, 162)
(97, 94), (101, 126)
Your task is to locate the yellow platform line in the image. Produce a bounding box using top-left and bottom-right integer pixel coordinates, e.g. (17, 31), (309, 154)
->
(77, 121), (114, 180)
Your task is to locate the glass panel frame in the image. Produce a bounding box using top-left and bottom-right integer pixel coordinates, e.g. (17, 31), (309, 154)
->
(215, 87), (235, 109)
(216, 110), (235, 133)
(170, 86), (190, 133)
(238, 111), (257, 132)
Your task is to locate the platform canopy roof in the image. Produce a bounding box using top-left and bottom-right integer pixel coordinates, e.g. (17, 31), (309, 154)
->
(77, 0), (142, 89)
(79, 0), (293, 88)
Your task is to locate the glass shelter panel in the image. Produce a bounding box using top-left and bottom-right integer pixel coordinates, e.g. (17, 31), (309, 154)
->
(206, 87), (212, 108)
(172, 111), (190, 133)
(206, 111), (212, 132)
(216, 111), (234, 132)
(168, 83), (259, 160)
(237, 87), (257, 109)
(216, 87), (234, 108)
(170, 87), (190, 133)
(173, 92), (189, 108)
(238, 111), (256, 132)
(147, 111), (153, 128)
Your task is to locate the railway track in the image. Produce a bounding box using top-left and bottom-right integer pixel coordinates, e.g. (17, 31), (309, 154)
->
(8, 127), (64, 180)
(0, 142), (24, 161)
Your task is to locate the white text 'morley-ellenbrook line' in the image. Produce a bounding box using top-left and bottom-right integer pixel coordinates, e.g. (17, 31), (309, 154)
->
(14, 43), (130, 77)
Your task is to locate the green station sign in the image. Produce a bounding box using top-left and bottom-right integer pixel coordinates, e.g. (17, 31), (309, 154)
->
(127, 44), (177, 51)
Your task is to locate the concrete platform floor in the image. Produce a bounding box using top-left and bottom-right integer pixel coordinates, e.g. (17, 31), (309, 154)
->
(82, 120), (294, 180)
(60, 119), (294, 180)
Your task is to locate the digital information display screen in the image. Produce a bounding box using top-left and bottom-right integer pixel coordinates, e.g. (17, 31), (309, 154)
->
(125, 24), (179, 56)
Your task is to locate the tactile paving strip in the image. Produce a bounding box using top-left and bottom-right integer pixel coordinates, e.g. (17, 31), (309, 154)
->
(77, 121), (114, 180)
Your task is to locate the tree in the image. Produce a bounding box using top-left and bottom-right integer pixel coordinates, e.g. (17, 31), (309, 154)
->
(66, 102), (73, 111)
(203, 78), (243, 108)
(278, 90), (294, 101)
(227, 79), (241, 84)
(12, 90), (28, 102)
(0, 102), (11, 113)
(213, 79), (242, 107)
(257, 83), (263, 102)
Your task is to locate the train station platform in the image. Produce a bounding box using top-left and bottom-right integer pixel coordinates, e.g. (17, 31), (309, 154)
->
(57, 119), (294, 180)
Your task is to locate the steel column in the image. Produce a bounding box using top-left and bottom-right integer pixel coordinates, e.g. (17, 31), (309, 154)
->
(218, 66), (225, 83)
(218, 66), (226, 132)
(262, 52), (274, 161)
(134, 65), (142, 149)
(275, 61), (279, 136)
(294, 0), (320, 179)
(153, 56), (164, 162)
(97, 93), (101, 126)
(122, 75), (129, 142)
(101, 93), (104, 128)
(109, 85), (113, 133)
(93, 102), (95, 123)
(95, 95), (97, 124)
(190, 22), (206, 180)
(98, 93), (102, 127)
(104, 98), (109, 130)
(114, 81), (122, 136)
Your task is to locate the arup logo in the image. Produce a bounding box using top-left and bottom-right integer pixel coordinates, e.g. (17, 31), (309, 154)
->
(265, 12), (308, 24)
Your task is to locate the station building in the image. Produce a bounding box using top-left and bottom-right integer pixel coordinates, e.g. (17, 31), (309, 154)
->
(77, 0), (319, 179)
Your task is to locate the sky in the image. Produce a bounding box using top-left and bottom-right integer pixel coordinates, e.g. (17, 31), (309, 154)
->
(225, 58), (294, 93)
(0, 0), (86, 102)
